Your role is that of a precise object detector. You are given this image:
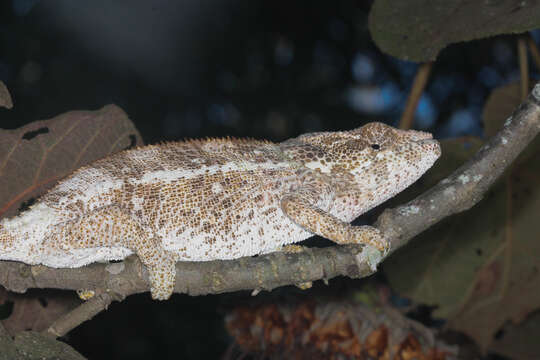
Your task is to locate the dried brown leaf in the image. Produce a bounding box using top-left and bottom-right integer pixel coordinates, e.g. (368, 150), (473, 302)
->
(0, 104), (142, 218)
(0, 287), (80, 334)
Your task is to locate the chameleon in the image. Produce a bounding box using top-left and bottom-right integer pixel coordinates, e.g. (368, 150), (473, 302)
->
(0, 122), (441, 300)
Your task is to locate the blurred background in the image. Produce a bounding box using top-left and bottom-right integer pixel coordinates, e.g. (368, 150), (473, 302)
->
(3, 0), (538, 143)
(1, 0), (539, 359)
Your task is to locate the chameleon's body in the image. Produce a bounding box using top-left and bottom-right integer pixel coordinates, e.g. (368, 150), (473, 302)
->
(0, 123), (441, 299)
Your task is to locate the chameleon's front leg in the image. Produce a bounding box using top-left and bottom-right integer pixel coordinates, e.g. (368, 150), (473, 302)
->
(54, 205), (176, 300)
(280, 192), (389, 253)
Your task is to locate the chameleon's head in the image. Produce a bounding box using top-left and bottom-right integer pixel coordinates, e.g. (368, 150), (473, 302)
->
(283, 122), (441, 203)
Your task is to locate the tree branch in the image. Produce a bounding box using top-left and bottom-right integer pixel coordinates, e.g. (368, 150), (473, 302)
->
(377, 83), (540, 251)
(1, 83), (540, 336)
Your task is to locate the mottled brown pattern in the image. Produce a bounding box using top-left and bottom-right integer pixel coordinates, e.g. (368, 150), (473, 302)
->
(0, 123), (441, 300)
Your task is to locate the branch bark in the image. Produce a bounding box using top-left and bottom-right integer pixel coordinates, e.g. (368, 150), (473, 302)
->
(1, 84), (540, 336)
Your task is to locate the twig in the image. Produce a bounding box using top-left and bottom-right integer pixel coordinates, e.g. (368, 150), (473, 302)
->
(1, 84), (540, 333)
(399, 61), (433, 130)
(518, 36), (529, 101)
(526, 35), (540, 72)
(46, 293), (114, 337)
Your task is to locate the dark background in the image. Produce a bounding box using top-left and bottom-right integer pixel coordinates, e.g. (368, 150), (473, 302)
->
(1, 0), (538, 358)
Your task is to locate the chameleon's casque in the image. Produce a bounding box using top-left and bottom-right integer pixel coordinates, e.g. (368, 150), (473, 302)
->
(0, 122), (441, 299)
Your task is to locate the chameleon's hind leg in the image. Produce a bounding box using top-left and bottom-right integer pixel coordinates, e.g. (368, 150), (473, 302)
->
(56, 205), (176, 300)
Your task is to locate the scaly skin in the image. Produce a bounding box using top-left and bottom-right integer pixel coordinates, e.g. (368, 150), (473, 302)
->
(0, 122), (441, 299)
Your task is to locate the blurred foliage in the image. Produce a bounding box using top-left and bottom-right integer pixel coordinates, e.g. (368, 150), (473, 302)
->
(225, 289), (457, 360)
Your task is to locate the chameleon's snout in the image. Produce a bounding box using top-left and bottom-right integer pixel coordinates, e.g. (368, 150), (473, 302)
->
(418, 138), (442, 158)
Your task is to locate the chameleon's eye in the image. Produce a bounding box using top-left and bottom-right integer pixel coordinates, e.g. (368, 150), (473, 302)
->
(371, 144), (380, 150)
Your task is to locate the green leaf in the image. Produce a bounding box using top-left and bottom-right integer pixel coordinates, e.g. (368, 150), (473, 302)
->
(369, 0), (540, 61)
(490, 310), (540, 360)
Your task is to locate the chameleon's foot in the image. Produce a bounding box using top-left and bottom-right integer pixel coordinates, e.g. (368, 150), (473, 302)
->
(148, 254), (176, 300)
(349, 226), (389, 254)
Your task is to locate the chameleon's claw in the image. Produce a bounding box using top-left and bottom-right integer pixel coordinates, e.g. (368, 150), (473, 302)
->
(351, 226), (389, 271)
(350, 226), (389, 255)
(371, 231), (390, 255)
